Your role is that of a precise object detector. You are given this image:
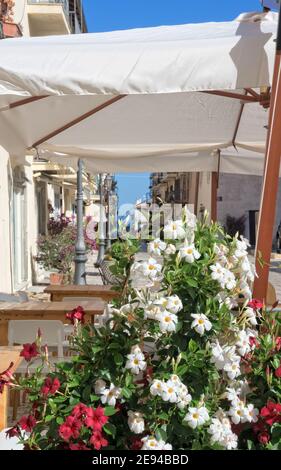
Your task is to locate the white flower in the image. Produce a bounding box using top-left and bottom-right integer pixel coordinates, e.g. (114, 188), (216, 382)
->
(144, 302), (162, 320)
(166, 295), (183, 314)
(222, 430), (238, 450)
(184, 406), (209, 429)
(128, 411), (145, 434)
(163, 220), (186, 240)
(100, 383), (121, 407)
(235, 237), (250, 258)
(148, 238), (167, 256)
(141, 436), (172, 450)
(236, 330), (251, 357)
(125, 345), (147, 375)
(142, 257), (162, 279)
(225, 387), (239, 404)
(165, 244), (176, 255)
(161, 380), (179, 403)
(179, 242), (201, 263)
(191, 313), (212, 336)
(222, 270), (236, 290)
(157, 311), (178, 333)
(244, 307), (257, 326)
(228, 400), (245, 424)
(224, 361), (241, 380)
(177, 394), (192, 410)
(210, 263), (225, 281)
(184, 208), (197, 229)
(94, 379), (107, 395)
(242, 404), (259, 423)
(150, 379), (164, 396)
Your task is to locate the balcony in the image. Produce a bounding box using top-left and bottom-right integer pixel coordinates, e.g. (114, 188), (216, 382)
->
(27, 1), (71, 36)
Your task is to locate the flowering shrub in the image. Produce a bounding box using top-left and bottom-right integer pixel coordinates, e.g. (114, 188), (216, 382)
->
(2, 210), (281, 450)
(36, 222), (97, 276)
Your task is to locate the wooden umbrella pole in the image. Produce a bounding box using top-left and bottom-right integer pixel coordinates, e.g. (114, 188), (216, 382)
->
(253, 6), (281, 300)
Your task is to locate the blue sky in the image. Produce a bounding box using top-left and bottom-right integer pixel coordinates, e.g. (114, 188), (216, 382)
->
(83, 0), (265, 206)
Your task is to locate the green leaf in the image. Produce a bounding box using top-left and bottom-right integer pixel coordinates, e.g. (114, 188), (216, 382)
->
(103, 423), (116, 438)
(155, 427), (167, 442)
(186, 278), (198, 288)
(56, 417), (64, 425)
(45, 415), (54, 423)
(114, 352), (123, 366)
(122, 387), (132, 399)
(104, 406), (117, 416)
(188, 339), (198, 353)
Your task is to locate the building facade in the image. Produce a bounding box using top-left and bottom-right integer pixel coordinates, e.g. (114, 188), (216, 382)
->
(0, 0), (99, 293)
(150, 170), (281, 247)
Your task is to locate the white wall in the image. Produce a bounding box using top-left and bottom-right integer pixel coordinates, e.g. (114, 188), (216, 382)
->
(196, 172), (212, 220)
(0, 147), (12, 292)
(217, 173), (281, 245)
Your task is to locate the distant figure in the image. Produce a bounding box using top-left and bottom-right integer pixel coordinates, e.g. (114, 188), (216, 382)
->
(276, 222), (281, 253)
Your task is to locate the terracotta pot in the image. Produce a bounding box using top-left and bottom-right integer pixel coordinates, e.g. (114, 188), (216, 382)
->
(49, 272), (64, 285)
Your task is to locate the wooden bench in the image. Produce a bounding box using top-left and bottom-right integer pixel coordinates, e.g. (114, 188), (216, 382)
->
(44, 285), (120, 302)
(0, 300), (105, 346)
(95, 259), (123, 286)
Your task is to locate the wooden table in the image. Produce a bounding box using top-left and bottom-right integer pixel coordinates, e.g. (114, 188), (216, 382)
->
(44, 285), (120, 302)
(0, 300), (105, 346)
(0, 346), (22, 430)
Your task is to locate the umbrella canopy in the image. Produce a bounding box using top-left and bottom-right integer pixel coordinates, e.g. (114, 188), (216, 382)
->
(0, 11), (277, 172)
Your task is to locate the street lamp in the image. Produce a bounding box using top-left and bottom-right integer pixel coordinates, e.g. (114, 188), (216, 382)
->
(105, 174), (113, 250)
(74, 159), (87, 285)
(96, 173), (106, 266)
(168, 188), (176, 220)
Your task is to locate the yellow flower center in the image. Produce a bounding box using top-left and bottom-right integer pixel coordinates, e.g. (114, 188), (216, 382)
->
(192, 413), (199, 419)
(164, 316), (171, 322)
(198, 319), (204, 324)
(133, 359), (139, 365)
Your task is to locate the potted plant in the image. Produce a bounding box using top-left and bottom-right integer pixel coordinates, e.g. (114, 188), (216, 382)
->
(3, 211), (281, 450)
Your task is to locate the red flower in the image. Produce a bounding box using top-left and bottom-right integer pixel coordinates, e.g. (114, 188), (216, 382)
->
(59, 416), (82, 441)
(275, 364), (281, 378)
(66, 306), (85, 324)
(20, 343), (38, 362)
(248, 299), (263, 310)
(260, 401), (281, 426)
(18, 415), (36, 432)
(249, 336), (259, 348)
(253, 420), (267, 434)
(89, 431), (108, 450)
(69, 442), (91, 450)
(6, 426), (20, 438)
(0, 362), (15, 392)
(71, 403), (88, 419)
(84, 406), (108, 431)
(130, 437), (143, 450)
(41, 377), (60, 396)
(275, 337), (281, 352)
(258, 432), (270, 445)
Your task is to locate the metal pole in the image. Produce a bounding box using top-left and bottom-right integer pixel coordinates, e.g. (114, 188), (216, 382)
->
(253, 2), (281, 300)
(96, 174), (106, 266)
(106, 191), (111, 250)
(74, 159), (87, 285)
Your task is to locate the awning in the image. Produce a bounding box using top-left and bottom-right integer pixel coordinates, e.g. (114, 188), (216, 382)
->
(0, 11), (277, 172)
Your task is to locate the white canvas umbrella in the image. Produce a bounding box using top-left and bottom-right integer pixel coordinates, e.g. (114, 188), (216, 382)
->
(0, 11), (277, 171)
(0, 10), (278, 289)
